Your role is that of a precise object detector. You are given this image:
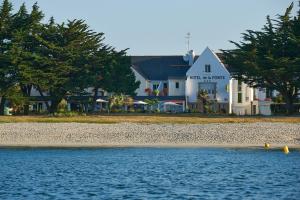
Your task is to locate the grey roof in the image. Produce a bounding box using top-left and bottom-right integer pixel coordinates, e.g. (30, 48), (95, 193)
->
(131, 56), (194, 80)
(216, 53), (233, 72)
(131, 53), (233, 79)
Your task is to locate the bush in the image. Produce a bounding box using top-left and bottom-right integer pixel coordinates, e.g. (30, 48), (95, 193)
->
(57, 99), (68, 113)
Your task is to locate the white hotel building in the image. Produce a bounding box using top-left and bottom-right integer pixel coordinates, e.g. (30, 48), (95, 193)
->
(132, 47), (272, 115)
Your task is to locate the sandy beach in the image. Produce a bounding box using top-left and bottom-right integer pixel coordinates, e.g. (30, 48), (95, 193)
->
(0, 122), (299, 148)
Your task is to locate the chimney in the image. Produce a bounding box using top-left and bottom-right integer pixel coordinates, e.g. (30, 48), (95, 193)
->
(183, 50), (195, 66)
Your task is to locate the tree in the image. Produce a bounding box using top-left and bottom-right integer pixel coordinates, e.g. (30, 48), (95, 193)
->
(89, 48), (140, 111)
(108, 94), (124, 112)
(0, 0), (139, 115)
(197, 90), (210, 113)
(5, 85), (27, 114)
(101, 49), (140, 96)
(222, 3), (300, 114)
(0, 0), (14, 115)
(10, 3), (45, 114)
(144, 98), (159, 112)
(34, 19), (107, 113)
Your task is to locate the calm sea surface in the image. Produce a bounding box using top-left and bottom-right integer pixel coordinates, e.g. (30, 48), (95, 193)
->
(0, 148), (299, 199)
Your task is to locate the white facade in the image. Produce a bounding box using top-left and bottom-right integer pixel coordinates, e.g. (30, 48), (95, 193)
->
(230, 79), (254, 115)
(132, 67), (149, 96)
(168, 79), (185, 96)
(186, 47), (230, 103)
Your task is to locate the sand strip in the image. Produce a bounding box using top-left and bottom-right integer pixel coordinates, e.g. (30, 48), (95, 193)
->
(0, 122), (299, 148)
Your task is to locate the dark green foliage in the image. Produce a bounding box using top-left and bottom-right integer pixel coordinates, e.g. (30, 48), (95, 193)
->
(0, 0), (13, 114)
(222, 3), (300, 114)
(0, 0), (139, 114)
(101, 50), (140, 96)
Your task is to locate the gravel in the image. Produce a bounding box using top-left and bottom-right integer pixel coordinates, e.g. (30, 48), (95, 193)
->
(0, 122), (299, 147)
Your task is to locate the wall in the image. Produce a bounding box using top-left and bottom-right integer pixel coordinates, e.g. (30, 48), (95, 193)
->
(230, 79), (253, 115)
(186, 47), (230, 103)
(30, 87), (49, 96)
(168, 79), (185, 96)
(131, 67), (149, 96)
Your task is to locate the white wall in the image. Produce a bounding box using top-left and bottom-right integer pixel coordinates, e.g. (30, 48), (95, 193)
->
(168, 79), (185, 96)
(230, 79), (253, 115)
(186, 47), (230, 103)
(30, 87), (49, 96)
(132, 67), (149, 96)
(230, 79), (252, 105)
(257, 88), (267, 101)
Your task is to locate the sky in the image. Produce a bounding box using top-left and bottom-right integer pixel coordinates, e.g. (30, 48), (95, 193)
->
(10, 0), (298, 55)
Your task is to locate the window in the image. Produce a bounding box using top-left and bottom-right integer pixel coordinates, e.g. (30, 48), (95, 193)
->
(152, 83), (159, 90)
(175, 82), (179, 89)
(212, 89), (215, 95)
(205, 64), (211, 72)
(245, 87), (249, 101)
(163, 83), (168, 89)
(238, 80), (242, 92)
(238, 93), (243, 103)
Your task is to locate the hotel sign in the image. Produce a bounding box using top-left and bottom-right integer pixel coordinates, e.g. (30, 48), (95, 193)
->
(189, 76), (225, 80)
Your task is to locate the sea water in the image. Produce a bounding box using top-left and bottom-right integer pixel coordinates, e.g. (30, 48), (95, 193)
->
(0, 148), (299, 199)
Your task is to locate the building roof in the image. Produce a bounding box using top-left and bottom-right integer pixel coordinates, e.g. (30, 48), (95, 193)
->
(131, 56), (193, 80)
(131, 51), (233, 80)
(215, 53), (233, 72)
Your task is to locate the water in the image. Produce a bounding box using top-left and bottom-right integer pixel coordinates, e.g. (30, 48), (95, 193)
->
(0, 148), (299, 199)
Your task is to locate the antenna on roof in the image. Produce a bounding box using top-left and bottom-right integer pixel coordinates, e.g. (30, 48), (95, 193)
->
(185, 32), (191, 51)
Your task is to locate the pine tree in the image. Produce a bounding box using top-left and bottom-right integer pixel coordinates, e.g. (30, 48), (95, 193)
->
(9, 2), (45, 114)
(222, 3), (300, 114)
(0, 0), (13, 115)
(101, 49), (140, 96)
(33, 19), (110, 113)
(0, 0), (140, 114)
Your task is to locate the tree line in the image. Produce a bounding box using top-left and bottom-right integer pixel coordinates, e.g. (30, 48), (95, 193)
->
(0, 0), (140, 115)
(222, 2), (300, 114)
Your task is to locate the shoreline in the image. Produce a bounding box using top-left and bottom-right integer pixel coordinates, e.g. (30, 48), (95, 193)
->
(1, 143), (300, 150)
(1, 122), (300, 149)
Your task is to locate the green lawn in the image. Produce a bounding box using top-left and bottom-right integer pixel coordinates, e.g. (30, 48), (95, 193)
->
(0, 114), (299, 124)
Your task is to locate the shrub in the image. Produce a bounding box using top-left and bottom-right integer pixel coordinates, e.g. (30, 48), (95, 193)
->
(57, 99), (68, 113)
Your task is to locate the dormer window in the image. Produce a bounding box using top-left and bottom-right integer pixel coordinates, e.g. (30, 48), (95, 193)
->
(205, 64), (211, 73)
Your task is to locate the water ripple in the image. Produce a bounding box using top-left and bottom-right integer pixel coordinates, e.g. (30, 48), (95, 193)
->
(0, 148), (299, 199)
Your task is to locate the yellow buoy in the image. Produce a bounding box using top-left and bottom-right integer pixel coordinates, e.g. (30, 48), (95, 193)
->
(283, 146), (289, 154)
(264, 143), (270, 149)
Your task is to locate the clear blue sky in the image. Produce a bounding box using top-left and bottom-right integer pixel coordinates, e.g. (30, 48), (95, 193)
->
(10, 0), (297, 55)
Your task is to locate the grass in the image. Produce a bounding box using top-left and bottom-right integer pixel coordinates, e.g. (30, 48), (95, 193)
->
(0, 113), (299, 124)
